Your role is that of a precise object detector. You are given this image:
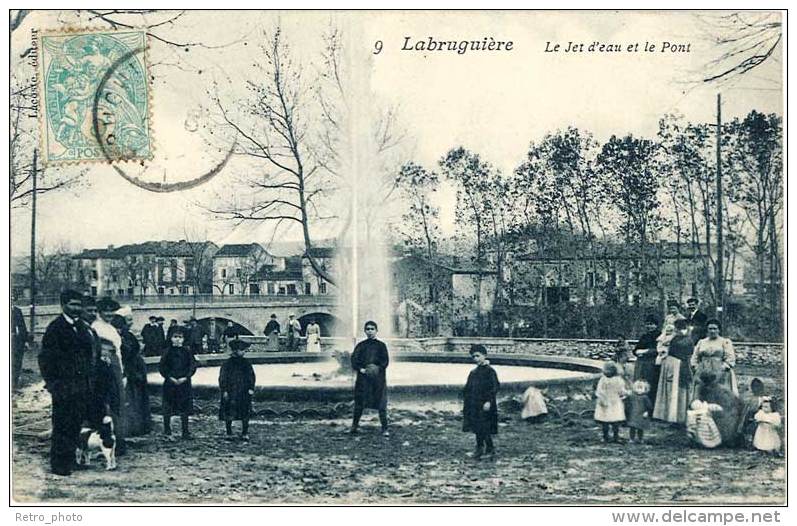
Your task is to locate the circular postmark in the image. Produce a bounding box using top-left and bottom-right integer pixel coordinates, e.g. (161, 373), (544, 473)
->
(90, 44), (234, 193)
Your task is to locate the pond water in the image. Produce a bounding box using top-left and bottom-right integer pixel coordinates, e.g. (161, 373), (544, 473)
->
(148, 361), (591, 388)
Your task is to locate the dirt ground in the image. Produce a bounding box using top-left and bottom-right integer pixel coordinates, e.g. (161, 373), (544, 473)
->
(11, 354), (786, 505)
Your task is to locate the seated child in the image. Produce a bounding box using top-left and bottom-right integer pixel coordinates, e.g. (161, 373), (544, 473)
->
(627, 380), (652, 443)
(521, 386), (548, 422)
(686, 399), (723, 449)
(594, 361), (628, 443)
(739, 377), (766, 447)
(219, 338), (256, 441)
(752, 397), (782, 454)
(462, 344), (500, 460)
(159, 327), (197, 439)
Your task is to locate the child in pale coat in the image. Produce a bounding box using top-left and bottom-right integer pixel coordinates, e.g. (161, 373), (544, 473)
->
(594, 361), (628, 443)
(752, 397), (782, 454)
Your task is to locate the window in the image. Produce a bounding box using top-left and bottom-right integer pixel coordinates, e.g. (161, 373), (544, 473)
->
(287, 284), (297, 295)
(91, 270), (98, 280)
(157, 287), (164, 295)
(585, 271), (595, 289)
(607, 270), (617, 288)
(304, 283), (312, 295)
(221, 268), (227, 278)
(236, 268), (242, 277)
(229, 284), (235, 295)
(180, 286), (189, 294)
(278, 286), (286, 295)
(127, 287), (134, 296)
(250, 284), (260, 295)
(91, 286), (97, 296)
(267, 283), (275, 294)
(319, 282), (327, 295)
(170, 288), (175, 295)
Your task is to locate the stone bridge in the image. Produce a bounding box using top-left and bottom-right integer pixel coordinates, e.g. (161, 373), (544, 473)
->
(23, 295), (342, 336)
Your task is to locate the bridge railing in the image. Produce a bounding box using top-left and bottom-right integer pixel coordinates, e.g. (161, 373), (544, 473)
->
(23, 293), (339, 308)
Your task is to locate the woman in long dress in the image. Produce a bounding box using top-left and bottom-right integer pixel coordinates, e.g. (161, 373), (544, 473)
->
(653, 319), (693, 425)
(691, 319), (738, 395)
(263, 314), (280, 352)
(305, 319), (321, 352)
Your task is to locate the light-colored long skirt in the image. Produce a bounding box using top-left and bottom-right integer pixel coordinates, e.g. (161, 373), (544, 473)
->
(306, 333), (321, 352)
(653, 356), (691, 424)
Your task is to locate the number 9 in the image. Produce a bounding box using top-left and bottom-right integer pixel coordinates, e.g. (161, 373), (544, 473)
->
(373, 40), (383, 55)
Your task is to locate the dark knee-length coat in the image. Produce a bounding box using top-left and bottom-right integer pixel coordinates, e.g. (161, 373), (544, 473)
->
(159, 345), (197, 414)
(462, 363), (500, 436)
(218, 355), (256, 421)
(121, 329), (152, 435)
(351, 338), (389, 410)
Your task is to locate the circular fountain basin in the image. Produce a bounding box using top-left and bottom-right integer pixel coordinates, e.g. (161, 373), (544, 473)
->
(146, 352), (602, 402)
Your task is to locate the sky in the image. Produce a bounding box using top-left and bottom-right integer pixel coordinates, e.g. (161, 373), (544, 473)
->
(9, 10), (783, 256)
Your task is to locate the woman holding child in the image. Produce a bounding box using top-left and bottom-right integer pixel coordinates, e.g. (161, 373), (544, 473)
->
(653, 319), (693, 425)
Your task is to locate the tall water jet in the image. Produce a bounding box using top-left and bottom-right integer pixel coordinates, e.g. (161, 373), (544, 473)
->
(332, 23), (394, 342)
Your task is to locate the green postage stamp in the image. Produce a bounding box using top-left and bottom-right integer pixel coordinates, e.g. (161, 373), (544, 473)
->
(39, 30), (152, 164)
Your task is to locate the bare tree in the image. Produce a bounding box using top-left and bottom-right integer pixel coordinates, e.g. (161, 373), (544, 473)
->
(697, 12), (782, 85)
(204, 25), (337, 284)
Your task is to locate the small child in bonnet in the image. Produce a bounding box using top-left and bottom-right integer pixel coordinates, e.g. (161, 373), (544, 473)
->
(626, 380), (653, 443)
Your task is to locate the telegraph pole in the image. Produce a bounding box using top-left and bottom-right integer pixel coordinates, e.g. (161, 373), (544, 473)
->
(715, 94), (724, 324)
(29, 149), (38, 335)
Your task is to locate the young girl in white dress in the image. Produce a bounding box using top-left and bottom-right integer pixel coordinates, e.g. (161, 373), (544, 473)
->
(753, 397), (782, 453)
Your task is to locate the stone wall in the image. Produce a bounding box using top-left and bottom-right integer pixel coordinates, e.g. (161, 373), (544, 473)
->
(407, 337), (783, 369)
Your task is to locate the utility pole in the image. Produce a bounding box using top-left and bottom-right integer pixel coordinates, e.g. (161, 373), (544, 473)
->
(29, 149), (38, 336)
(715, 94), (724, 325)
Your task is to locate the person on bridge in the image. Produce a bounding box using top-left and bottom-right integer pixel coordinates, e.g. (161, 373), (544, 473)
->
(287, 314), (302, 352)
(187, 317), (205, 355)
(142, 316), (165, 357)
(306, 319), (321, 353)
(350, 320), (390, 437)
(264, 314), (280, 352)
(38, 290), (94, 476)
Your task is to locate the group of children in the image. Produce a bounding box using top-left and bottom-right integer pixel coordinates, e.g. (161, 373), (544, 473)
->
(158, 327), (255, 441)
(155, 327), (781, 463)
(593, 358), (783, 453)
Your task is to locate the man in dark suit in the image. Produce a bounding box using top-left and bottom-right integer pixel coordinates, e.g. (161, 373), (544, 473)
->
(12, 303), (29, 391)
(38, 290), (95, 476)
(685, 297), (708, 342)
(141, 316), (165, 356)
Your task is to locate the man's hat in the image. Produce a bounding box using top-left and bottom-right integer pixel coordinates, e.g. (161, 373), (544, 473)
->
(96, 297), (121, 313)
(82, 295), (96, 307)
(229, 339), (252, 352)
(149, 316), (158, 322)
(156, 316), (165, 322)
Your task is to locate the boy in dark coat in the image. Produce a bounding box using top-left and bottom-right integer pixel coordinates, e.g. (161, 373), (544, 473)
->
(462, 344), (500, 460)
(219, 339), (256, 440)
(159, 327), (197, 439)
(350, 321), (390, 436)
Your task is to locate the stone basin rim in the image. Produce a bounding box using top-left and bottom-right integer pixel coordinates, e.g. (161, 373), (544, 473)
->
(145, 352), (603, 400)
